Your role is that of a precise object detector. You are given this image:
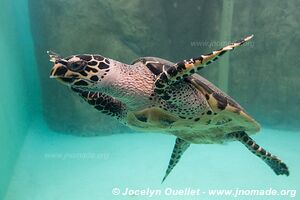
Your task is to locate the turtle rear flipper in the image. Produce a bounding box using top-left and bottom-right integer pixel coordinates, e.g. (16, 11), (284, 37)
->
(162, 137), (190, 183)
(228, 131), (289, 176)
(154, 35), (253, 95)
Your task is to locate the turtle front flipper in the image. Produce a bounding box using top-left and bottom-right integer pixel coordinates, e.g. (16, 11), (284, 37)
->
(162, 137), (191, 183)
(71, 87), (128, 120)
(228, 131), (289, 176)
(154, 35), (253, 95)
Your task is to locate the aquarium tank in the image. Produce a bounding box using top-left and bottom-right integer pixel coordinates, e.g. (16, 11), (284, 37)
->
(0, 0), (299, 199)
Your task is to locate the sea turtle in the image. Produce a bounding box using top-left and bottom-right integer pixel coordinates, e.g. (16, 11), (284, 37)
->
(48, 35), (289, 182)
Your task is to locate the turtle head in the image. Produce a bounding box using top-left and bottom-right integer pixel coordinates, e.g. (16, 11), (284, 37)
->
(48, 51), (111, 90)
(49, 51), (151, 109)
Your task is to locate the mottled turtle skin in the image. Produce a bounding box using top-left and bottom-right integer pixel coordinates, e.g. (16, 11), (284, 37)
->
(49, 35), (289, 182)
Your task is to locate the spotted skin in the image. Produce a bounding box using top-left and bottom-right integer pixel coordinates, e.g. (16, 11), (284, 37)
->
(48, 35), (289, 182)
(162, 137), (190, 183)
(154, 35), (254, 97)
(227, 131), (289, 176)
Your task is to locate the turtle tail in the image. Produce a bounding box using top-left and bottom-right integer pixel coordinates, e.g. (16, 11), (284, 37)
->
(162, 137), (190, 183)
(228, 131), (289, 176)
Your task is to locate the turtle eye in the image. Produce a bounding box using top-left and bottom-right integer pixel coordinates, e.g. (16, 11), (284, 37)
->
(68, 60), (87, 72)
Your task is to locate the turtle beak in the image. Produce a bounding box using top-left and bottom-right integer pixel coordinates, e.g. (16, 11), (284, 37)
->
(47, 50), (61, 63)
(48, 51), (83, 85)
(48, 51), (69, 79)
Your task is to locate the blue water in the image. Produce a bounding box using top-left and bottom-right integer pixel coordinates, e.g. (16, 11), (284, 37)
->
(1, 0), (300, 200)
(4, 118), (299, 200)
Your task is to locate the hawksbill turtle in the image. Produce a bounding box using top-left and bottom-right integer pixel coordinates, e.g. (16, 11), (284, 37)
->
(48, 35), (289, 182)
